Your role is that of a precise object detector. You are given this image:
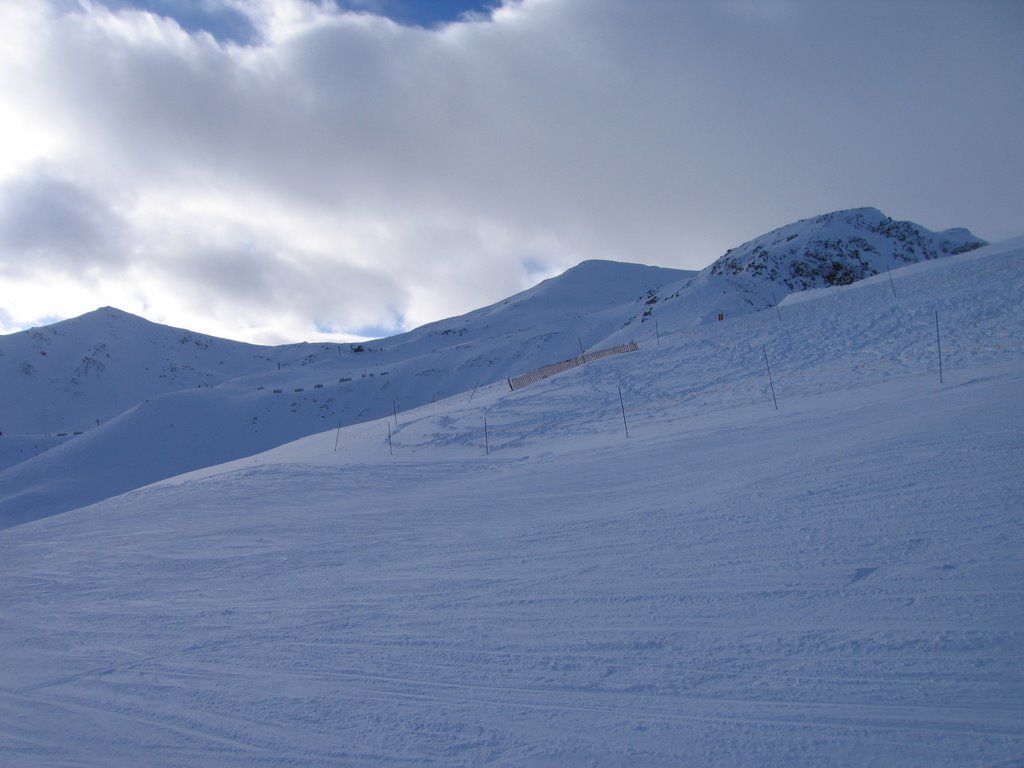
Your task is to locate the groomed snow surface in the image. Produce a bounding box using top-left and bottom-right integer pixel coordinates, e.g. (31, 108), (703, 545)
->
(1, 242), (1022, 766)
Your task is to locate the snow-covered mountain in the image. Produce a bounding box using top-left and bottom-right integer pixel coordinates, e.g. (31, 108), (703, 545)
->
(710, 207), (983, 289)
(0, 231), (1020, 767)
(616, 207), (986, 332)
(0, 307), (272, 435)
(0, 260), (687, 527)
(0, 208), (988, 528)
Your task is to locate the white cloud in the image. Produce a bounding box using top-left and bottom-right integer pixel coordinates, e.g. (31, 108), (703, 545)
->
(0, 0), (1021, 343)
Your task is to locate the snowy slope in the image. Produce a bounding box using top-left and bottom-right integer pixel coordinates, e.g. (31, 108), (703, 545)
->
(0, 238), (1021, 766)
(0, 209), (987, 527)
(614, 207), (986, 334)
(0, 260), (687, 527)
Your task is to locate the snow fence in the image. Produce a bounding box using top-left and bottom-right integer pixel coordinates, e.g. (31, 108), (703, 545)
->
(508, 341), (639, 391)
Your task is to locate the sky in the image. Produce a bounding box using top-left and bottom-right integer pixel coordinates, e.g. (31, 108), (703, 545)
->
(0, 0), (1021, 345)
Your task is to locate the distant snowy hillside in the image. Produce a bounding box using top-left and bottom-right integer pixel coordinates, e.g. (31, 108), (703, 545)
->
(0, 308), (379, 478)
(0, 307), (270, 435)
(0, 235), (1020, 767)
(617, 207), (986, 332)
(0, 260), (687, 527)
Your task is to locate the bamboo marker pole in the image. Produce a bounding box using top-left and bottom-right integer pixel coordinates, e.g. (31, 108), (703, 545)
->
(763, 345), (778, 410)
(618, 387), (630, 438)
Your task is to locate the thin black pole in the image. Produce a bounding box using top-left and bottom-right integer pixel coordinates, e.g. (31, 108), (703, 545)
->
(333, 422), (342, 452)
(618, 386), (630, 438)
(763, 345), (778, 410)
(935, 309), (943, 383)
(392, 399), (398, 426)
(578, 338), (585, 356)
(484, 417), (489, 456)
(469, 376), (481, 403)
(387, 422), (393, 456)
(655, 318), (660, 346)
(888, 269), (897, 299)
(772, 292), (782, 321)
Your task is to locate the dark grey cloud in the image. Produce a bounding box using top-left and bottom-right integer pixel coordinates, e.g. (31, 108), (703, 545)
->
(0, 167), (127, 275)
(0, 0), (1021, 342)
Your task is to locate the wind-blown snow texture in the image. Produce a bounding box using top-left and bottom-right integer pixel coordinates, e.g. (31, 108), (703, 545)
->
(0, 230), (1021, 765)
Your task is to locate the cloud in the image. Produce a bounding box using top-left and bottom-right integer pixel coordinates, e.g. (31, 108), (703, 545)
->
(0, 167), (127, 275)
(0, 0), (1021, 343)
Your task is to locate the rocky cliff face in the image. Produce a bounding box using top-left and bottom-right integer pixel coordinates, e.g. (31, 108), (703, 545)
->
(709, 207), (986, 292)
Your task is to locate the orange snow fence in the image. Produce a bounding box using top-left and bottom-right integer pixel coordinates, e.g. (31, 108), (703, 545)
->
(508, 341), (639, 391)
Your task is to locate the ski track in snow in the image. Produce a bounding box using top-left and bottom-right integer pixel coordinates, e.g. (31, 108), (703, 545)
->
(0, 245), (1022, 765)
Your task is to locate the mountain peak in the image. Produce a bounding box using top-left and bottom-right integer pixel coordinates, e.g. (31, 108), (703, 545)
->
(708, 208), (986, 292)
(616, 207), (989, 334)
(48, 306), (157, 333)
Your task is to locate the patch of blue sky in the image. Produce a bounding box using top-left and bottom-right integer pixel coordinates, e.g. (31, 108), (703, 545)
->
(323, 307), (407, 338)
(85, 0), (498, 45)
(85, 0), (259, 45)
(358, 0), (497, 28)
(521, 257), (550, 278)
(0, 308), (66, 332)
(343, 322), (405, 339)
